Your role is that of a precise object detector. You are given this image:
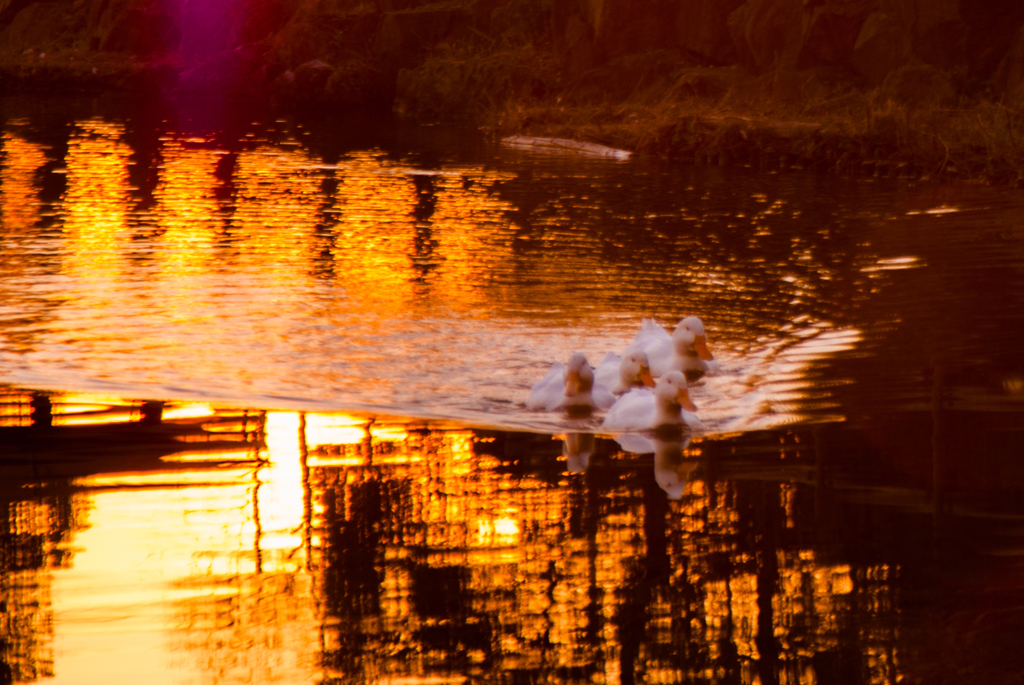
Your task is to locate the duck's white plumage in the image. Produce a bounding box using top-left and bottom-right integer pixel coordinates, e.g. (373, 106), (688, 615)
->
(614, 433), (657, 455)
(600, 370), (702, 432)
(594, 352), (620, 391)
(526, 362), (568, 410)
(630, 316), (718, 380)
(595, 349), (655, 395)
(629, 318), (672, 373)
(527, 352), (615, 412)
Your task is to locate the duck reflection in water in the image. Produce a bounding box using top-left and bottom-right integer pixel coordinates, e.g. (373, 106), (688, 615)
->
(613, 424), (697, 499)
(652, 427), (696, 500)
(562, 432), (595, 472)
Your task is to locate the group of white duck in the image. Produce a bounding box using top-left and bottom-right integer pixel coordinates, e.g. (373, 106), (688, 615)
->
(526, 316), (718, 433)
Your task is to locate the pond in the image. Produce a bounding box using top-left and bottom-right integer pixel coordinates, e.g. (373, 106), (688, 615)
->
(1, 93), (1024, 685)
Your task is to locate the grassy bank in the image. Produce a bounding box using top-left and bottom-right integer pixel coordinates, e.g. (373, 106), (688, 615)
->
(478, 87), (1024, 185)
(391, 44), (1024, 185)
(0, 50), (150, 91)
(4, 46), (1024, 185)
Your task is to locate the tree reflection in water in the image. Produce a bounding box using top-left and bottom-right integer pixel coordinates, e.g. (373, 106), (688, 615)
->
(301, 416), (982, 685)
(0, 492), (74, 683)
(1, 383), (1023, 684)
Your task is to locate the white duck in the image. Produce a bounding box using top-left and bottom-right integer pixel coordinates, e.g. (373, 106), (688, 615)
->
(527, 352), (615, 412)
(630, 316), (717, 381)
(594, 348), (656, 395)
(600, 370), (702, 433)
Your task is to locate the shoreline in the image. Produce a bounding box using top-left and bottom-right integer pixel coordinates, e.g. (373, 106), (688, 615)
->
(3, 50), (1022, 186)
(481, 96), (1024, 186)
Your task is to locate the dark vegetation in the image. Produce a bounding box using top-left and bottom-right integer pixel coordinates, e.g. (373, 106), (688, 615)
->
(4, 0), (1024, 181)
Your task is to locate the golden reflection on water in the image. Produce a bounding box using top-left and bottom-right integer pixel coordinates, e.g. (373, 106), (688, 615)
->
(416, 168), (518, 309)
(298, 413), (898, 685)
(331, 151), (420, 314)
(233, 144), (323, 276)
(62, 120), (132, 282)
(0, 119), (564, 422)
(153, 139), (224, 276)
(0, 403), (943, 684)
(1, 131), (46, 235)
(4, 101), (1024, 684)
(257, 412), (307, 572)
(0, 131), (50, 357)
(1, 495), (69, 682)
(0, 111), (900, 434)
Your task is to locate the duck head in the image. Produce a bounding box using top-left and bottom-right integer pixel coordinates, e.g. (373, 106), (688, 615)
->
(562, 352), (595, 400)
(672, 316), (714, 362)
(654, 371), (697, 426)
(620, 349), (655, 389)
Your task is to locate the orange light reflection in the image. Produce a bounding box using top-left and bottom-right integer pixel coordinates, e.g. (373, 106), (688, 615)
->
(61, 119), (132, 289)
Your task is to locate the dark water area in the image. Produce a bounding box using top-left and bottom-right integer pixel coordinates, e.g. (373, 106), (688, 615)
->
(1, 94), (1024, 685)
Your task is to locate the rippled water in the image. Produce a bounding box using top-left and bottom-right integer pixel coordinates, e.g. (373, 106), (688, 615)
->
(5, 95), (1021, 432)
(2, 95), (1024, 685)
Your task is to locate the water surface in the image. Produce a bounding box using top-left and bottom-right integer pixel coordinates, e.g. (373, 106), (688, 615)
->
(2, 94), (1023, 685)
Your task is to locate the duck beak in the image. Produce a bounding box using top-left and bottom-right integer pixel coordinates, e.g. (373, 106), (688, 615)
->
(677, 387), (697, 413)
(694, 334), (714, 361)
(639, 367), (655, 387)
